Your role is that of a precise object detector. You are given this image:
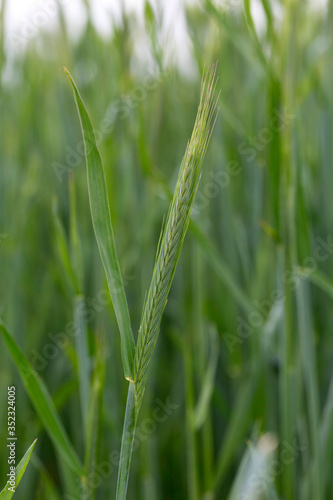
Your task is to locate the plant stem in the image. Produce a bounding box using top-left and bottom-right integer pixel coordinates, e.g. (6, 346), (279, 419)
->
(193, 245), (214, 493)
(279, 1), (297, 495)
(184, 322), (200, 500)
(116, 382), (137, 500)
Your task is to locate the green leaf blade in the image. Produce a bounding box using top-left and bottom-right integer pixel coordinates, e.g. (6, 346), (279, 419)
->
(0, 321), (84, 478)
(74, 295), (91, 434)
(64, 67), (135, 380)
(84, 332), (106, 499)
(0, 439), (37, 499)
(116, 382), (137, 500)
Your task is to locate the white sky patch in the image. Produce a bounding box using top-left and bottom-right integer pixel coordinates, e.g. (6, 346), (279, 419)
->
(309, 0), (327, 10)
(3, 0), (329, 67)
(251, 0), (266, 35)
(5, 0), (87, 54)
(160, 0), (196, 77)
(3, 0), (195, 74)
(89, 0), (113, 38)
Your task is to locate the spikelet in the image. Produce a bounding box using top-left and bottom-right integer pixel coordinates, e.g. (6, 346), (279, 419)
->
(133, 64), (219, 411)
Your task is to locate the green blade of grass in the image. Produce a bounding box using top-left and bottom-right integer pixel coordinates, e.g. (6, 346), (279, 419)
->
(52, 198), (79, 295)
(213, 369), (261, 496)
(39, 471), (62, 500)
(0, 321), (84, 478)
(69, 173), (84, 292)
(184, 319), (200, 500)
(305, 268), (333, 300)
(84, 332), (106, 500)
(69, 175), (91, 434)
(74, 295), (91, 434)
(296, 277), (322, 499)
(189, 220), (253, 315)
(0, 439), (37, 499)
(116, 382), (137, 500)
(192, 325), (219, 430)
(192, 244), (214, 493)
(64, 67), (135, 380)
(320, 372), (333, 491)
(34, 456), (63, 500)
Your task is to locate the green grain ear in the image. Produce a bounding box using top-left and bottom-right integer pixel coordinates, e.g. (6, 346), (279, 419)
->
(133, 64), (219, 412)
(64, 67), (135, 380)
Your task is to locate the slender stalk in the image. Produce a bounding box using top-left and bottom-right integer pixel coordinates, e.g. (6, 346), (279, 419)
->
(279, 1), (298, 498)
(296, 279), (321, 499)
(0, 0), (6, 72)
(74, 295), (90, 434)
(193, 246), (214, 493)
(116, 382), (137, 499)
(84, 333), (105, 500)
(184, 320), (200, 500)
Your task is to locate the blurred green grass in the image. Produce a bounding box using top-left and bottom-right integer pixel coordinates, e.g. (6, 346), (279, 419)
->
(1, 0), (333, 499)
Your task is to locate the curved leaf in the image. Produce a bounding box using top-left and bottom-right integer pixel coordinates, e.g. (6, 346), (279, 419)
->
(0, 439), (37, 499)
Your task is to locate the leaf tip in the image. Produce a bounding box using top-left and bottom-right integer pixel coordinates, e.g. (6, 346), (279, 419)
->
(63, 66), (72, 83)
